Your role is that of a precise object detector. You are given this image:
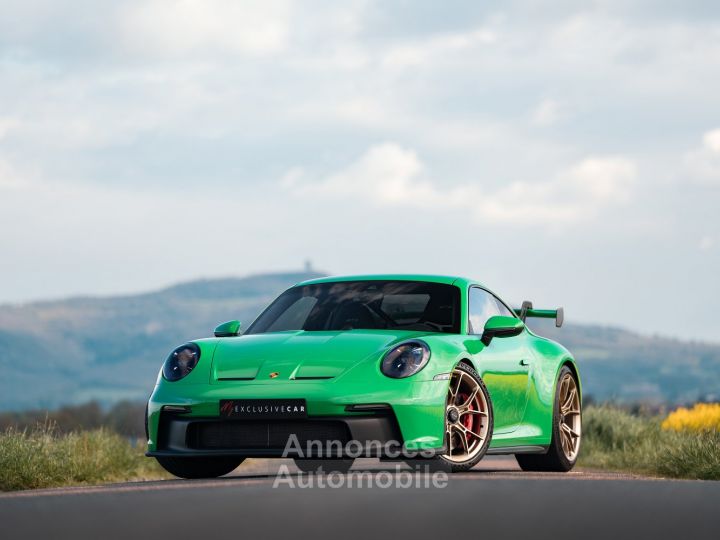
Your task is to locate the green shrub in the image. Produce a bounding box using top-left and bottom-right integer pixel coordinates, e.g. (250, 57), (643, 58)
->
(658, 430), (720, 479)
(0, 424), (168, 491)
(580, 405), (720, 480)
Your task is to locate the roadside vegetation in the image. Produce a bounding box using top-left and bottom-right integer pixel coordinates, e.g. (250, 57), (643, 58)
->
(0, 423), (168, 491)
(580, 405), (720, 480)
(2, 402), (719, 491)
(0, 401), (146, 438)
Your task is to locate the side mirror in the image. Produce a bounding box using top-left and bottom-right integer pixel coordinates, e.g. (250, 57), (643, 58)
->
(481, 315), (525, 346)
(214, 320), (242, 337)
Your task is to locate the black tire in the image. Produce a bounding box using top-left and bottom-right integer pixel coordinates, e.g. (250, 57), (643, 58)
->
(155, 456), (245, 479)
(293, 459), (355, 474)
(516, 366), (580, 472)
(406, 362), (493, 473)
(402, 458), (453, 473)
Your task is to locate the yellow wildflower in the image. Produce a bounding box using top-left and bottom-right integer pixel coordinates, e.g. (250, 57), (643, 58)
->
(662, 403), (720, 432)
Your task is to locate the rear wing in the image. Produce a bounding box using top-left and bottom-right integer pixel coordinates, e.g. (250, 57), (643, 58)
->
(514, 301), (564, 328)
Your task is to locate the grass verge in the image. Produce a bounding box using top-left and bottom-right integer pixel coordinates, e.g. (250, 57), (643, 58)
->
(579, 405), (720, 480)
(0, 424), (168, 491)
(3, 406), (718, 490)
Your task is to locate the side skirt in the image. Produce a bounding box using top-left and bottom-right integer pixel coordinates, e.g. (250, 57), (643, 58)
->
(486, 445), (548, 455)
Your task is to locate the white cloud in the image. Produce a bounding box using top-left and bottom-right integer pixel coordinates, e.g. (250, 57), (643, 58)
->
(685, 128), (720, 183)
(0, 158), (29, 191)
(558, 157), (635, 204)
(292, 143), (437, 205)
(704, 129), (720, 153)
(475, 157), (636, 224)
(700, 235), (715, 251)
(0, 118), (19, 139)
(381, 27), (497, 68)
(119, 0), (291, 56)
(532, 99), (564, 126)
(289, 143), (636, 226)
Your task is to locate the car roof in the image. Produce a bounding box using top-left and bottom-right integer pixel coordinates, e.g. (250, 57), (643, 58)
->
(295, 274), (482, 289)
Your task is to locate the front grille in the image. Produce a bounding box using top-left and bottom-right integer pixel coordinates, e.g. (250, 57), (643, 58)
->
(186, 420), (351, 450)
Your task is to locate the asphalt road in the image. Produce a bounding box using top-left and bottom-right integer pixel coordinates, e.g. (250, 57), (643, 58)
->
(2, 457), (718, 540)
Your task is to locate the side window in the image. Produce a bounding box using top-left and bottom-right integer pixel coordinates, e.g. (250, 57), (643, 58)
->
(492, 295), (515, 318)
(468, 288), (502, 334)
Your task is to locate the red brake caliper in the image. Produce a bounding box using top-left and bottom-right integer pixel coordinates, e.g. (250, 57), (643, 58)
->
(458, 393), (475, 442)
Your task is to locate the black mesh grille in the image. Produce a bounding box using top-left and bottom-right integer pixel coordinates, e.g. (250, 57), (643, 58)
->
(187, 420), (351, 450)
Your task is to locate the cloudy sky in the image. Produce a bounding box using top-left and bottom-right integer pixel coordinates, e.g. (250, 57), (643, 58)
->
(0, 0), (718, 341)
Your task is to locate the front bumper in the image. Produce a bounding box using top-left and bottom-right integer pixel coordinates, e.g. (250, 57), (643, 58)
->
(146, 378), (448, 456)
(147, 410), (411, 458)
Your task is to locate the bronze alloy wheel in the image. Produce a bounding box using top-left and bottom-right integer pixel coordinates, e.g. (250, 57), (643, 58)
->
(558, 371), (581, 461)
(442, 365), (492, 464)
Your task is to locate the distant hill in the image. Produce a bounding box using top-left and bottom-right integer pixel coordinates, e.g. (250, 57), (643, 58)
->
(0, 271), (718, 410)
(0, 271), (322, 410)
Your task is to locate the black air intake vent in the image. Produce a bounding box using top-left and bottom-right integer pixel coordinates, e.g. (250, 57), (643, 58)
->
(187, 420), (351, 451)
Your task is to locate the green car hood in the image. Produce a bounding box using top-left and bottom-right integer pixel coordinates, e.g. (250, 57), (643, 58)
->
(210, 329), (430, 383)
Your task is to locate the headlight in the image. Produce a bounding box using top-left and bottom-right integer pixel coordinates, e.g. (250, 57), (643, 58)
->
(162, 343), (201, 382)
(380, 341), (431, 378)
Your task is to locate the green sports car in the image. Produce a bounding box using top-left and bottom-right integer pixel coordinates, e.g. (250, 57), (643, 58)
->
(146, 275), (581, 477)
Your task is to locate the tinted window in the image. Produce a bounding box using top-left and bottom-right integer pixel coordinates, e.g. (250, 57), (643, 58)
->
(265, 296), (317, 332)
(246, 281), (460, 334)
(380, 294), (430, 324)
(468, 287), (503, 334)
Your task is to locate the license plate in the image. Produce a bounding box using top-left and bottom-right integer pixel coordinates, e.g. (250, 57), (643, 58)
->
(219, 399), (307, 419)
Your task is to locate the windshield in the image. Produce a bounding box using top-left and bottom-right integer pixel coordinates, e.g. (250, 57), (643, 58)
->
(245, 280), (460, 334)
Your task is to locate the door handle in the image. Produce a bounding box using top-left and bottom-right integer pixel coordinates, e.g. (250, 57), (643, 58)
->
(519, 359), (530, 366)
